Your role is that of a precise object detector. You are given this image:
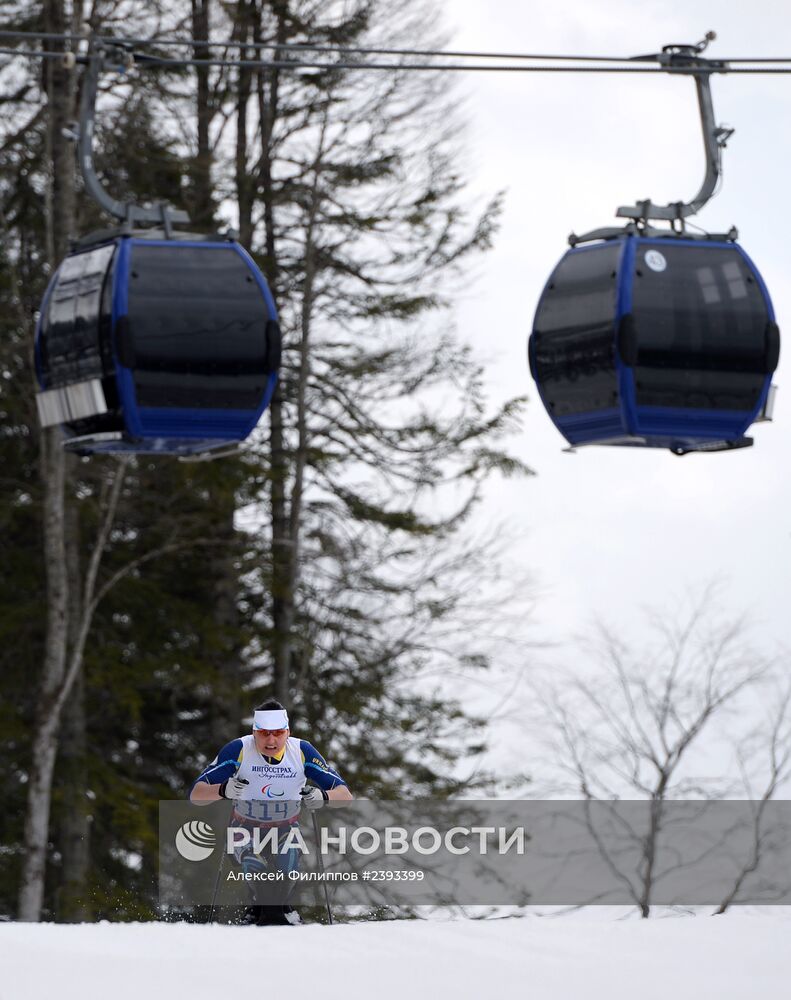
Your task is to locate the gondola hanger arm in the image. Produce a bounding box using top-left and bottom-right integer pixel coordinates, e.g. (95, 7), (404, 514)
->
(72, 37), (191, 231)
(616, 32), (732, 225)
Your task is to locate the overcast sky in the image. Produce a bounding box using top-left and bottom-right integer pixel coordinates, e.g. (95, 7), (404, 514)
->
(438, 0), (791, 665)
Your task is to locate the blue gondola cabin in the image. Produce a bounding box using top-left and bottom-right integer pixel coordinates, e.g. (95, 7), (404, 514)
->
(528, 235), (779, 453)
(35, 233), (281, 456)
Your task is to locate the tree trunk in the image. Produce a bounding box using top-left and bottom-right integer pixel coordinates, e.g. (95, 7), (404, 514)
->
(18, 435), (69, 921)
(190, 0), (215, 229)
(234, 0), (255, 247)
(207, 511), (244, 748)
(269, 395), (292, 706)
(282, 116), (328, 706)
(18, 0), (77, 920)
(57, 673), (91, 921)
(257, 2), (293, 703)
(57, 481), (91, 922)
(186, 0), (246, 739)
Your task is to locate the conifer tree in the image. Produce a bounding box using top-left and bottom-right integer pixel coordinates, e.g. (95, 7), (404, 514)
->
(224, 0), (530, 788)
(0, 0), (532, 919)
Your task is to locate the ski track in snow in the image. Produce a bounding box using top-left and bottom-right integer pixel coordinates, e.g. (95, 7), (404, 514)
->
(1, 914), (790, 1000)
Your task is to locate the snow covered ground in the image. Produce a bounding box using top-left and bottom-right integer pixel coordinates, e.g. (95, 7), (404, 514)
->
(1, 913), (789, 1000)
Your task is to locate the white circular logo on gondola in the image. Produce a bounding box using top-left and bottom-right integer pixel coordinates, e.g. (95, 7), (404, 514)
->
(175, 820), (216, 862)
(644, 250), (667, 272)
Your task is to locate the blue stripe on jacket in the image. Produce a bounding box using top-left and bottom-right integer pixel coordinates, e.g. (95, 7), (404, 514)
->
(188, 738), (244, 797)
(300, 739), (347, 791)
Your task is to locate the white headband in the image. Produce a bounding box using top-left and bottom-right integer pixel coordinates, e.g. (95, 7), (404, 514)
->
(253, 709), (289, 731)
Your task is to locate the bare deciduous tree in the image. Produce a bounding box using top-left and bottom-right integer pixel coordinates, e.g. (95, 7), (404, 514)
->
(535, 590), (776, 917)
(714, 682), (791, 914)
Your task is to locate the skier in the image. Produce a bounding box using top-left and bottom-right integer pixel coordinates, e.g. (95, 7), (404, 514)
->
(190, 698), (352, 924)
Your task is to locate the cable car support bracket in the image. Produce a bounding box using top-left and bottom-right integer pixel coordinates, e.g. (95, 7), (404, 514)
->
(570, 32), (737, 246)
(69, 37), (191, 233)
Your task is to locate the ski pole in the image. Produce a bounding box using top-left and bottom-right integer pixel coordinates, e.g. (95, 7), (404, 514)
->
(312, 811), (334, 925)
(209, 773), (248, 923)
(208, 842), (226, 925)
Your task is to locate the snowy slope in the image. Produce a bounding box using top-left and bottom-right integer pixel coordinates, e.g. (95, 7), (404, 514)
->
(1, 914), (789, 1000)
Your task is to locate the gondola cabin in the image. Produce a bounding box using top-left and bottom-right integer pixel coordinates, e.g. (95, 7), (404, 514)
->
(35, 233), (281, 455)
(528, 235), (779, 453)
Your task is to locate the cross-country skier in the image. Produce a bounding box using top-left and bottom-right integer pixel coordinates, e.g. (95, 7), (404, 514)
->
(190, 698), (352, 925)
